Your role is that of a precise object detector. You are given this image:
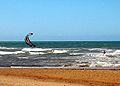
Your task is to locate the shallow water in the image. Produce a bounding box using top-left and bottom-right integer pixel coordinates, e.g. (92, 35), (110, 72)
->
(0, 41), (120, 68)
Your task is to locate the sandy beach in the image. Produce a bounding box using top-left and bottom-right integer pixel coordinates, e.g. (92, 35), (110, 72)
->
(0, 68), (119, 86)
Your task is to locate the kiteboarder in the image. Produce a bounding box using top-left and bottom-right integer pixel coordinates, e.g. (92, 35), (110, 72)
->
(25, 32), (36, 47)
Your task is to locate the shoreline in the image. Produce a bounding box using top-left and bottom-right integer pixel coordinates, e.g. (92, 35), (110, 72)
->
(1, 66), (120, 70)
(0, 68), (119, 86)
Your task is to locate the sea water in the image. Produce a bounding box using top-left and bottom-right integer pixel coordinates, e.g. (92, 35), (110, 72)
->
(0, 41), (120, 68)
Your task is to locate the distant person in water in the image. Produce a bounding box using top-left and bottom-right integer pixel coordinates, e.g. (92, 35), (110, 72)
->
(103, 50), (106, 55)
(25, 32), (36, 47)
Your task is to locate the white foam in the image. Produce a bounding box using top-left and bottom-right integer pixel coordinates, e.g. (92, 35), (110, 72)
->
(113, 50), (120, 54)
(22, 48), (52, 52)
(114, 64), (120, 67)
(0, 47), (17, 50)
(90, 61), (113, 67)
(105, 50), (120, 57)
(88, 48), (113, 52)
(88, 48), (104, 51)
(69, 53), (84, 55)
(85, 53), (105, 57)
(52, 50), (67, 54)
(17, 57), (29, 59)
(74, 63), (90, 67)
(29, 52), (46, 55)
(0, 51), (25, 55)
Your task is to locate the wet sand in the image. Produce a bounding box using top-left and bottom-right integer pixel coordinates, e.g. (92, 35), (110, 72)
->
(0, 68), (119, 86)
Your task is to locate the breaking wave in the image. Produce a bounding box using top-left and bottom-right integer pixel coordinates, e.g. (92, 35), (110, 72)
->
(0, 47), (68, 55)
(0, 51), (25, 55)
(0, 46), (120, 68)
(22, 48), (52, 52)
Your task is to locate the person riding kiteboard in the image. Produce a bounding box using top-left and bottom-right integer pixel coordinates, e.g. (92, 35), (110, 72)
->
(25, 32), (36, 47)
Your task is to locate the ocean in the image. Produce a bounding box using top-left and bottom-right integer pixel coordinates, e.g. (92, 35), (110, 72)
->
(0, 41), (120, 68)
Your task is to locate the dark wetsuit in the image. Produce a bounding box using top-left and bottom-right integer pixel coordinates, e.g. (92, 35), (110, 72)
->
(25, 35), (36, 47)
(103, 50), (106, 54)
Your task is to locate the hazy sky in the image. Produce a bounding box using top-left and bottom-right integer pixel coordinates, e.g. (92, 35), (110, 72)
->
(0, 0), (120, 41)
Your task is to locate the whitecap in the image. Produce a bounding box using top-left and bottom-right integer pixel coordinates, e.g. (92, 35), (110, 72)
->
(114, 64), (120, 67)
(0, 47), (18, 50)
(22, 48), (52, 52)
(29, 52), (46, 55)
(0, 51), (25, 55)
(52, 50), (68, 54)
(69, 53), (84, 56)
(88, 48), (104, 51)
(88, 48), (113, 52)
(90, 61), (113, 67)
(17, 57), (29, 59)
(105, 50), (120, 57)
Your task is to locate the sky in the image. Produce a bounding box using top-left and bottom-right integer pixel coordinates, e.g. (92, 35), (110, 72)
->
(0, 0), (120, 41)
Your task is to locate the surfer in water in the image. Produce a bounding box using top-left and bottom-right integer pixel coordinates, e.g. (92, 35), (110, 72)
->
(103, 50), (106, 55)
(25, 32), (36, 47)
